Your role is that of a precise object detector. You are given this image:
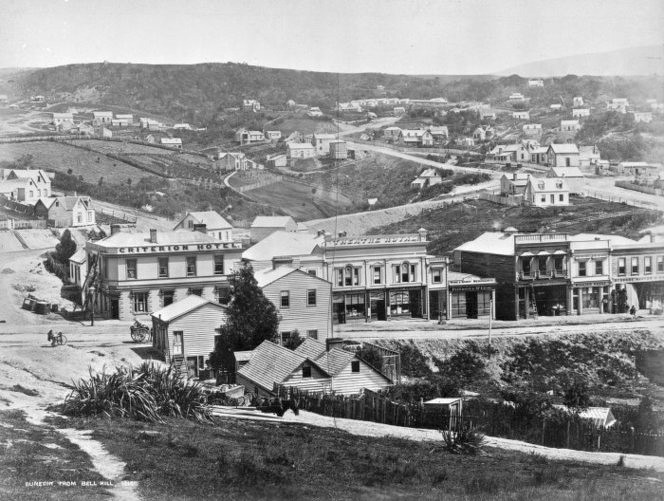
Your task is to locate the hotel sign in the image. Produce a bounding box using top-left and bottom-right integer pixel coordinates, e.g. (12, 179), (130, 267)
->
(332, 235), (421, 246)
(613, 274), (664, 284)
(116, 242), (241, 254)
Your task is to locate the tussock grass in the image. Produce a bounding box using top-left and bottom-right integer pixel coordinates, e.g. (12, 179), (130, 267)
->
(60, 362), (211, 423)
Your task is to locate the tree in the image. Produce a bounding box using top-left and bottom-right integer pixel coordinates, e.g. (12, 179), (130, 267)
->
(561, 375), (590, 411)
(209, 263), (279, 372)
(54, 229), (77, 263)
(283, 329), (304, 350)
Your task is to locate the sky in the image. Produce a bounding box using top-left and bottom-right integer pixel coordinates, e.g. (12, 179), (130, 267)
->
(0, 0), (663, 74)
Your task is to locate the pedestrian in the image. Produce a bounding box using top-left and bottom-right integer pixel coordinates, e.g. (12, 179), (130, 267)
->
(629, 305), (637, 318)
(47, 329), (54, 346)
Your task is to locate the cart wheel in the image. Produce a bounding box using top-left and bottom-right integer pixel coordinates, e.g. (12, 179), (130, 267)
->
(131, 330), (141, 342)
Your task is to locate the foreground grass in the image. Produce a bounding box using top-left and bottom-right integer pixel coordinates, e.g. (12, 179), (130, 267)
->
(50, 414), (664, 501)
(0, 410), (109, 501)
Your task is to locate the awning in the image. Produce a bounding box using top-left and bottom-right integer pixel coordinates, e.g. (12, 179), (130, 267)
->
(553, 249), (567, 255)
(537, 250), (549, 256)
(519, 251), (534, 257)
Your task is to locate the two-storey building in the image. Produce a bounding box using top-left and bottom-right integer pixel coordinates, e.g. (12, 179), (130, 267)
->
(610, 239), (664, 312)
(85, 227), (245, 320)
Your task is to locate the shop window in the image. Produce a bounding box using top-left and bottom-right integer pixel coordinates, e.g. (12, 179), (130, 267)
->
(582, 287), (600, 310)
(351, 361), (360, 373)
(126, 259), (137, 279)
(158, 257), (169, 278)
(307, 330), (318, 340)
(631, 257), (639, 275)
(618, 258), (626, 275)
(214, 254), (224, 275)
(280, 291), (290, 308)
(345, 293), (365, 318)
(161, 290), (174, 307)
(186, 256), (197, 277)
(132, 292), (148, 313)
(578, 261), (586, 277)
(645, 256), (652, 274)
(389, 291), (410, 316)
(595, 260), (603, 275)
(307, 289), (317, 306)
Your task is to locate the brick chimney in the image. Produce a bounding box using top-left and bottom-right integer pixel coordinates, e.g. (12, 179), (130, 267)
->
(149, 229), (158, 243)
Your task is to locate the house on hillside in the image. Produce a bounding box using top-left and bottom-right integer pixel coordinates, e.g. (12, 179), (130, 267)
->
(550, 103), (562, 110)
(512, 111), (530, 120)
(250, 216), (298, 243)
(383, 126), (402, 142)
(173, 211), (234, 242)
(235, 129), (265, 144)
(547, 143), (580, 167)
(524, 177), (569, 207)
(266, 153), (288, 168)
(632, 112), (653, 123)
(456, 137), (475, 147)
(500, 172), (530, 198)
(560, 120), (581, 133)
(509, 93), (525, 102)
(530, 146), (549, 165)
(579, 145), (601, 167)
(72, 123), (95, 136)
(68, 248), (87, 291)
(522, 123), (542, 136)
(287, 142), (316, 161)
(160, 137), (182, 149)
(235, 339), (392, 398)
(0, 168), (53, 204)
(140, 118), (164, 130)
(264, 130), (282, 141)
(151, 295), (228, 378)
(255, 267), (332, 342)
(489, 144), (531, 163)
(307, 107), (323, 117)
(113, 114), (133, 127)
(312, 133), (337, 156)
(398, 129), (434, 147)
(411, 168), (443, 189)
(218, 152), (248, 171)
(607, 98), (629, 113)
(393, 106), (406, 116)
(329, 140), (348, 160)
(617, 162), (663, 180)
(92, 111), (113, 126)
(572, 108), (590, 118)
(547, 166), (585, 194)
(243, 99), (261, 112)
(33, 195), (95, 227)
(428, 126), (449, 142)
(52, 112), (74, 126)
(173, 123), (192, 130)
(528, 79), (544, 87)
(573, 97), (584, 107)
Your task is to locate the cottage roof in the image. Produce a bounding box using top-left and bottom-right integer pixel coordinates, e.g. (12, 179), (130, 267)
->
(528, 178), (569, 193)
(424, 397), (462, 405)
(548, 143), (579, 154)
(313, 133), (337, 140)
(69, 248), (87, 264)
(251, 216), (296, 228)
(160, 138), (182, 144)
(243, 231), (323, 262)
(288, 142), (315, 150)
(236, 341), (329, 392)
(151, 295), (225, 323)
(93, 111), (113, 117)
(254, 266), (298, 288)
(454, 232), (516, 256)
(94, 229), (223, 248)
(549, 167), (584, 178)
(234, 351), (254, 363)
(7, 169), (53, 182)
(293, 338), (327, 359)
(177, 211), (232, 230)
(552, 405), (616, 428)
(294, 338), (366, 377)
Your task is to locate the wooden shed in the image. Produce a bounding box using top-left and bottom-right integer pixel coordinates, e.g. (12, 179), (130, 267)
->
(423, 397), (463, 430)
(151, 295), (227, 378)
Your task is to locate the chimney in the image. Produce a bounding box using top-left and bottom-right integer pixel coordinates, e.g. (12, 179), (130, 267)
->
(316, 229), (326, 237)
(338, 231), (347, 238)
(110, 224), (121, 236)
(513, 172), (518, 180)
(193, 223), (207, 233)
(149, 228), (158, 243)
(326, 337), (345, 352)
(418, 228), (428, 242)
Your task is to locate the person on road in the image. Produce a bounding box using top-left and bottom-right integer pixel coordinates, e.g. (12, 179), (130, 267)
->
(630, 305), (637, 318)
(47, 329), (54, 346)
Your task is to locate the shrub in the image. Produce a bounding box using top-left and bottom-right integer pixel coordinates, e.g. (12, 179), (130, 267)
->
(61, 362), (211, 423)
(440, 426), (485, 455)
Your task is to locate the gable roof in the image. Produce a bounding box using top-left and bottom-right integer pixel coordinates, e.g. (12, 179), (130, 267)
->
(69, 248), (87, 264)
(236, 340), (329, 393)
(548, 143), (579, 154)
(94, 229), (224, 248)
(243, 231), (324, 262)
(251, 216), (297, 228)
(177, 211), (232, 230)
(151, 295), (226, 323)
(294, 337), (327, 359)
(527, 177), (569, 193)
(455, 232), (516, 256)
(549, 166), (584, 178)
(254, 266), (298, 288)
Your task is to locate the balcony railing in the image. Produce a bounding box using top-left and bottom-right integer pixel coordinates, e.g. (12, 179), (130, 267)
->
(515, 234), (569, 244)
(517, 270), (568, 281)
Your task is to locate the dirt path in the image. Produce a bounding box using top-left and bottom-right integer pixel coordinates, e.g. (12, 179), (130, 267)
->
(211, 407), (664, 472)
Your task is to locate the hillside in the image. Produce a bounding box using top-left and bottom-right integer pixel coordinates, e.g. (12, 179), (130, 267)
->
(500, 45), (664, 77)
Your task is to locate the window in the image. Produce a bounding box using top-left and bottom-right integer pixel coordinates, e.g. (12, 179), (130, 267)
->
(188, 288), (202, 296)
(553, 256), (564, 274)
(657, 256), (664, 273)
(645, 256), (652, 274)
(618, 258), (626, 275)
(215, 286), (231, 304)
(578, 261), (586, 277)
(631, 257), (639, 275)
(307, 269), (317, 277)
(432, 269), (442, 284)
(280, 290), (290, 308)
(344, 265), (353, 286)
(373, 266), (382, 285)
(538, 258), (547, 275)
(302, 365), (312, 378)
(161, 290), (174, 307)
(126, 259), (137, 279)
(87, 211), (93, 222)
(132, 292), (148, 312)
(336, 268), (344, 286)
(351, 361), (360, 373)
(307, 330), (318, 340)
(353, 267), (360, 286)
(394, 264), (401, 283)
(214, 254), (224, 275)
(77, 214), (82, 223)
(522, 258), (531, 276)
(540, 195), (546, 203)
(158, 257), (169, 278)
(595, 260), (603, 275)
(550, 194), (555, 204)
(559, 194), (564, 202)
(186, 256), (197, 277)
(307, 289), (317, 306)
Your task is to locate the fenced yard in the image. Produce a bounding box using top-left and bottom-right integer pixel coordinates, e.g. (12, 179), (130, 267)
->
(275, 385), (664, 457)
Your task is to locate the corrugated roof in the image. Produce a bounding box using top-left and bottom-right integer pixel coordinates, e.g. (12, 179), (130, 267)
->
(151, 295), (225, 323)
(69, 248), (87, 263)
(180, 211), (232, 230)
(243, 231), (323, 262)
(254, 266), (297, 288)
(455, 232), (516, 256)
(95, 229), (223, 248)
(237, 341), (323, 392)
(251, 216), (296, 228)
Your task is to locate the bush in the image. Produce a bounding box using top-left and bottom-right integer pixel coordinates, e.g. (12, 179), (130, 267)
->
(61, 362), (211, 423)
(441, 426), (485, 455)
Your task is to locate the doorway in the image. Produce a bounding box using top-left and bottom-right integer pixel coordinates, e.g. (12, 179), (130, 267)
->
(465, 291), (478, 319)
(110, 299), (119, 319)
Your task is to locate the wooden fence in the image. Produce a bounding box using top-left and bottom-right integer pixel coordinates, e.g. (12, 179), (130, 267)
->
(274, 385), (664, 457)
(615, 180), (664, 197)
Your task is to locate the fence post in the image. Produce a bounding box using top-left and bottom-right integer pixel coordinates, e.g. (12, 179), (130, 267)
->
(541, 419), (546, 445)
(566, 421), (571, 449)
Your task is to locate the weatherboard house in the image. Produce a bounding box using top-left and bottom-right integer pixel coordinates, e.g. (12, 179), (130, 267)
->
(33, 195), (95, 227)
(85, 226), (245, 321)
(173, 211), (234, 242)
(236, 338), (392, 398)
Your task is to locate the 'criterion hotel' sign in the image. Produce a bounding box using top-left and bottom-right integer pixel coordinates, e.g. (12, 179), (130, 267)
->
(117, 242), (239, 254)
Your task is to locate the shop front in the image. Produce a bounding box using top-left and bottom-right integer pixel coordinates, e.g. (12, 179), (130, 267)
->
(333, 287), (424, 324)
(571, 282), (610, 315)
(518, 283), (569, 318)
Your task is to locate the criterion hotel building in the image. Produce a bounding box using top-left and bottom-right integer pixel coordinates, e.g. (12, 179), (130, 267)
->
(85, 226), (245, 320)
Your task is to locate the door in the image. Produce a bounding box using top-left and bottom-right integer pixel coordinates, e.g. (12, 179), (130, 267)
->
(110, 299), (119, 319)
(466, 291), (478, 319)
(172, 331), (183, 356)
(409, 290), (422, 318)
(372, 300), (386, 320)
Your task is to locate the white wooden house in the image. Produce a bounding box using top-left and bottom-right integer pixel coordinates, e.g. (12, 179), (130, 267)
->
(524, 177), (569, 207)
(547, 143), (580, 167)
(151, 295), (228, 378)
(173, 210), (234, 242)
